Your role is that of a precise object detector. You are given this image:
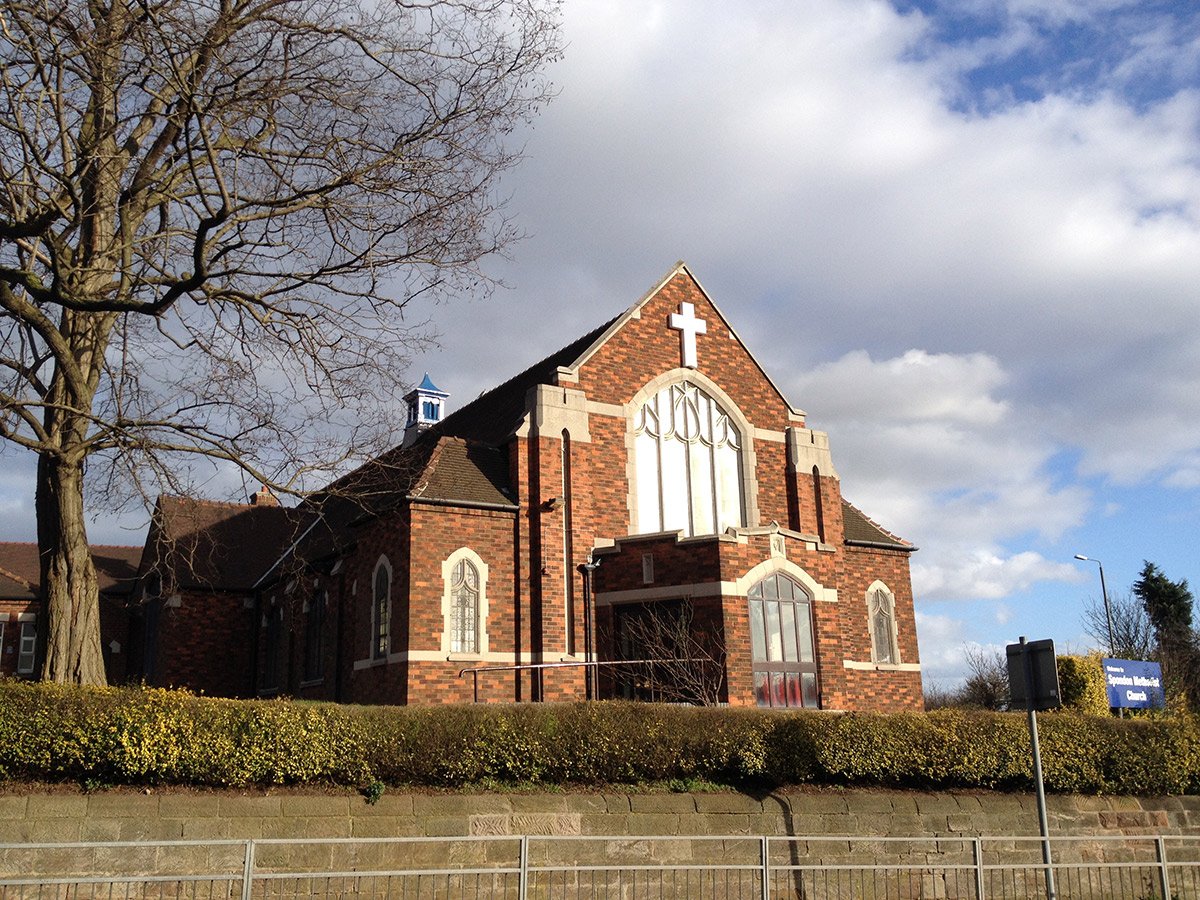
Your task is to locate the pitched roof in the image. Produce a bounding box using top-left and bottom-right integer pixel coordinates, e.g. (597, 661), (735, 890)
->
(434, 316), (619, 446)
(152, 496), (308, 591)
(841, 500), (914, 551)
(411, 438), (516, 508)
(0, 542), (143, 601)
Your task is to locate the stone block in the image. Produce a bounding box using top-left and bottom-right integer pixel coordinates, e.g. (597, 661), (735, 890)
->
(79, 818), (123, 842)
(9, 819), (82, 843)
(945, 814), (978, 834)
(693, 793), (760, 814)
(603, 794), (632, 813)
(413, 794), (511, 817)
(791, 793), (850, 815)
(218, 795), (282, 818)
(354, 793), (416, 816)
(843, 792), (901, 815)
(158, 795), (221, 819)
(914, 795), (960, 816)
(117, 818), (185, 841)
(281, 795), (350, 817)
(629, 794), (695, 814)
(25, 794), (87, 819)
(692, 813), (752, 835)
(579, 813), (631, 835)
(423, 816), (471, 836)
(182, 816), (265, 840)
(0, 797), (26, 819)
(626, 813), (680, 835)
(85, 794), (159, 818)
(260, 815), (353, 839)
(558, 793), (608, 813)
(351, 817), (425, 838)
(507, 794), (572, 813)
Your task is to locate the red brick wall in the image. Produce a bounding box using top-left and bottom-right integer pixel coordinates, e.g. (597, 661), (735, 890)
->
(156, 589), (256, 697)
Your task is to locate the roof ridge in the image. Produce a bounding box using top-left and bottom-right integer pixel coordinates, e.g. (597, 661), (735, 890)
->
(0, 563), (34, 590)
(434, 314), (620, 439)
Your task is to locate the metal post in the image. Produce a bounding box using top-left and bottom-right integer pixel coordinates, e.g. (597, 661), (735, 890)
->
(973, 837), (986, 900)
(1020, 637), (1056, 900)
(760, 835), (770, 900)
(1074, 555), (1115, 655)
(579, 559), (600, 700)
(519, 834), (529, 900)
(1097, 561), (1114, 655)
(241, 839), (256, 900)
(1156, 836), (1172, 900)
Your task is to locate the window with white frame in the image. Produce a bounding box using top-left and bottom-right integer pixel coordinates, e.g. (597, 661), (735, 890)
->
(373, 558), (391, 660)
(633, 380), (745, 537)
(450, 560), (480, 654)
(17, 616), (37, 675)
(442, 548), (489, 657)
(868, 584), (899, 664)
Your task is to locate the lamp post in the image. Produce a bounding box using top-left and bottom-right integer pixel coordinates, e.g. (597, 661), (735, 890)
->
(1074, 554), (1115, 656)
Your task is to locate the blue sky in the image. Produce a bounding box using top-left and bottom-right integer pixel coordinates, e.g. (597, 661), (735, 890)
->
(3, 0), (1199, 689)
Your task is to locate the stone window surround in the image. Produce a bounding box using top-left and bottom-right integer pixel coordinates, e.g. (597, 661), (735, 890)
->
(441, 547), (490, 659)
(625, 368), (761, 538)
(866, 579), (901, 666)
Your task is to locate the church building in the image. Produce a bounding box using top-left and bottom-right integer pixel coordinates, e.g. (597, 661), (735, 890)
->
(124, 263), (923, 710)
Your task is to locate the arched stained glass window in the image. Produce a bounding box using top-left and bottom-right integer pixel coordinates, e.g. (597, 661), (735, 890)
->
(450, 559), (480, 654)
(373, 560), (390, 660)
(869, 586), (898, 665)
(633, 380), (744, 537)
(747, 573), (819, 708)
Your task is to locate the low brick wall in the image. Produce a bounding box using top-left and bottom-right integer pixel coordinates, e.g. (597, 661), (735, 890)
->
(1, 789), (1197, 845)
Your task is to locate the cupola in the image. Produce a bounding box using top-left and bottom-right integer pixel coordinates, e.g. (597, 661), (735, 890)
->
(402, 373), (449, 446)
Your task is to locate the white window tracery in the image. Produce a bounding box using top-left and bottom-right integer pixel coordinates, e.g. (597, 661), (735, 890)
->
(868, 584), (899, 665)
(450, 559), (480, 655)
(633, 380), (745, 537)
(441, 548), (489, 657)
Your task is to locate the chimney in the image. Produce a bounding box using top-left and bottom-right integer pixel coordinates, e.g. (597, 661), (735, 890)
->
(250, 485), (279, 507)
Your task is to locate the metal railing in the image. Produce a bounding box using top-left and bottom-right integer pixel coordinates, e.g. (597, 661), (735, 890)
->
(3, 833), (1199, 898)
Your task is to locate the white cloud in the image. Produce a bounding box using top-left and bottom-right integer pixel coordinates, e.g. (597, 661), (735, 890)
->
(914, 550), (1081, 600)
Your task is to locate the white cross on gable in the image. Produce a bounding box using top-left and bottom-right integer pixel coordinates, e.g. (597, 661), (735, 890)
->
(669, 301), (707, 369)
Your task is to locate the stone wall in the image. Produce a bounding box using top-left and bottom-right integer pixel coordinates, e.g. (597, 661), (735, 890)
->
(1, 788), (1196, 845)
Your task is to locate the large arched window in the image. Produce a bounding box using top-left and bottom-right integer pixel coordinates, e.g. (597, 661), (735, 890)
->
(747, 572), (819, 708)
(441, 548), (490, 657)
(633, 380), (744, 536)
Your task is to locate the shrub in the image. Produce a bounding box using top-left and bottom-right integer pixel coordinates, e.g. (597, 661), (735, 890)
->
(1057, 654), (1109, 715)
(1, 680), (1199, 795)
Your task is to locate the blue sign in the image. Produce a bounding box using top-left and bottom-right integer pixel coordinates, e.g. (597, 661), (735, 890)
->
(1101, 658), (1165, 709)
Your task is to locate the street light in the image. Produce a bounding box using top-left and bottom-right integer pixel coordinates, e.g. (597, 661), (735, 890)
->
(1074, 554), (1115, 657)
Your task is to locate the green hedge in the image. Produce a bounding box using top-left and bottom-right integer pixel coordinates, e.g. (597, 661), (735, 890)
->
(2, 681), (1199, 794)
(1057, 654), (1109, 716)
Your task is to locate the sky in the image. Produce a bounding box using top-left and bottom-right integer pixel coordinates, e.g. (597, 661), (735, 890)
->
(3, 0), (1199, 690)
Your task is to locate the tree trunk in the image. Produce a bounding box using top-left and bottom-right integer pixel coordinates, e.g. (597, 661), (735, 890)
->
(36, 452), (107, 685)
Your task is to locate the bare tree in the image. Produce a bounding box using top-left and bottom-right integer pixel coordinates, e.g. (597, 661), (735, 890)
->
(0, 0), (560, 683)
(611, 600), (726, 706)
(1081, 589), (1155, 661)
(959, 644), (1009, 710)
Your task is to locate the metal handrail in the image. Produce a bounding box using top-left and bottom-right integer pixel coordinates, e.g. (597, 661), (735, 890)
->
(456, 656), (709, 702)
